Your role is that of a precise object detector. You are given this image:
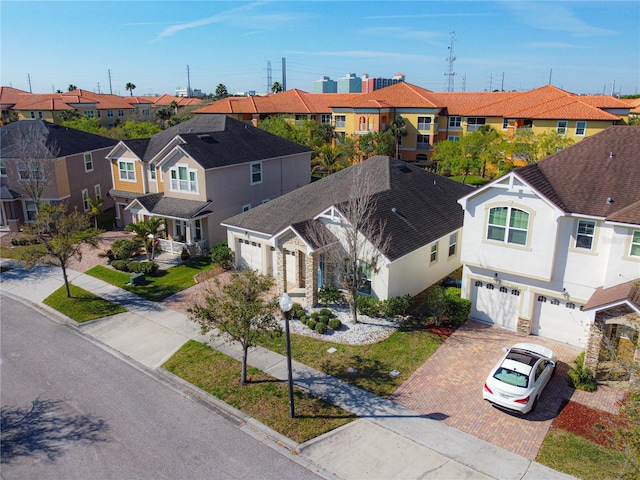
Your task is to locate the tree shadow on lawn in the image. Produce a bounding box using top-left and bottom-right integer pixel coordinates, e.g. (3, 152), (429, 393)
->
(1, 398), (110, 464)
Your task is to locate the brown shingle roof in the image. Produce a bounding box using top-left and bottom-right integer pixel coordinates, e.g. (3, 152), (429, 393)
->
(583, 279), (640, 312)
(516, 126), (640, 224)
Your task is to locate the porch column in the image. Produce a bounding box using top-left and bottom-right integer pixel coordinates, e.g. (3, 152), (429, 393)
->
(304, 253), (318, 308)
(277, 245), (287, 294)
(584, 318), (605, 372)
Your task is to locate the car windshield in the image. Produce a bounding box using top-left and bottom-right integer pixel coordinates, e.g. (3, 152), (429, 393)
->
(493, 367), (529, 388)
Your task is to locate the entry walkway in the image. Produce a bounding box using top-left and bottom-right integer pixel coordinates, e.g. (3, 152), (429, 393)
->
(0, 261), (575, 480)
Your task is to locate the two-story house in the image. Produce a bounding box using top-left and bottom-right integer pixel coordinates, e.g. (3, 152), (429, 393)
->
(223, 156), (473, 307)
(105, 114), (312, 254)
(457, 126), (639, 375)
(0, 120), (116, 230)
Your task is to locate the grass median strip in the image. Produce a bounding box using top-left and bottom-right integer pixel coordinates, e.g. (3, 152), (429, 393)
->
(163, 340), (356, 443)
(43, 284), (127, 322)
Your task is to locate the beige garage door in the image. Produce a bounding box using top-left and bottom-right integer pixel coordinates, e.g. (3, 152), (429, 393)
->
(237, 239), (262, 272)
(469, 281), (520, 330)
(531, 296), (589, 347)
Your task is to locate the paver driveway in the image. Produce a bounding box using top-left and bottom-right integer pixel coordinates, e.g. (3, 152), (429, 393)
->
(391, 320), (625, 459)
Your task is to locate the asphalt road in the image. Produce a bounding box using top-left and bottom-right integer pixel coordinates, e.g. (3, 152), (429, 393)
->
(0, 294), (323, 480)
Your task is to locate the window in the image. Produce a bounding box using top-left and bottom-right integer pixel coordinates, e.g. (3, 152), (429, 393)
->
(84, 110), (94, 118)
(84, 153), (93, 172)
(417, 116), (431, 130)
(295, 114), (308, 124)
(18, 162), (45, 181)
(149, 163), (156, 180)
(118, 109), (124, 117)
(242, 204), (251, 212)
(575, 121), (587, 136)
(487, 206), (529, 245)
(416, 134), (430, 150)
(449, 116), (461, 128)
(575, 220), (596, 249)
(107, 110), (114, 118)
(449, 232), (457, 257)
(556, 120), (568, 135)
(334, 115), (346, 128)
(466, 117), (486, 131)
(97, 110), (102, 118)
(82, 189), (90, 212)
(25, 200), (38, 221)
(118, 160), (135, 181)
(631, 231), (640, 257)
(175, 220), (186, 239)
(447, 135), (460, 142)
(321, 114), (331, 124)
(502, 118), (509, 130)
(38, 111), (43, 119)
(194, 219), (202, 241)
(0, 159), (6, 176)
(95, 184), (101, 200)
(430, 242), (438, 263)
(30, 111), (35, 119)
(250, 162), (262, 185)
(170, 165), (197, 193)
(357, 260), (372, 295)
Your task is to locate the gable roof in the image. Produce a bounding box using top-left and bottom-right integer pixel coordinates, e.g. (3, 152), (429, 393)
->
(515, 126), (640, 225)
(223, 156), (473, 261)
(583, 279), (640, 313)
(0, 120), (117, 158)
(335, 82), (444, 109)
(119, 114), (312, 168)
(0, 86), (29, 107)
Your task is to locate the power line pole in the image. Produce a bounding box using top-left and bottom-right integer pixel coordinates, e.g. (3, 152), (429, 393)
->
(548, 68), (552, 85)
(27, 73), (32, 93)
(281, 57), (287, 91)
(266, 60), (272, 94)
(462, 73), (466, 92)
(108, 69), (113, 94)
(96, 82), (101, 94)
(444, 31), (456, 92)
(187, 65), (191, 98)
(501, 72), (504, 92)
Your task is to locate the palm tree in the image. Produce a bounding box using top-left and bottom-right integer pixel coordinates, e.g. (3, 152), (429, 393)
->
(271, 81), (283, 94)
(125, 82), (136, 96)
(389, 116), (407, 159)
(312, 144), (344, 177)
(215, 83), (228, 99)
(156, 107), (172, 129)
(87, 197), (105, 229)
(68, 84), (78, 91)
(169, 100), (179, 115)
(125, 217), (165, 260)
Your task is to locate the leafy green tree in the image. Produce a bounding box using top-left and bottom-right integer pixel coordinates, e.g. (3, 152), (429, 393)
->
(156, 107), (172, 129)
(508, 128), (574, 164)
(271, 81), (283, 93)
(258, 115), (307, 145)
(336, 134), (360, 166)
(87, 197), (104, 229)
(68, 85), (77, 91)
(358, 130), (395, 159)
(58, 110), (81, 122)
(20, 203), (102, 298)
(125, 217), (164, 260)
(189, 269), (281, 384)
(215, 83), (228, 99)
(125, 82), (136, 96)
(112, 120), (162, 139)
(62, 116), (105, 135)
(389, 116), (408, 159)
(312, 144), (345, 177)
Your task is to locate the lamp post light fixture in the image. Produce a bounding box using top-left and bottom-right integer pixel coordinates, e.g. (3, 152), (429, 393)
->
(279, 292), (295, 418)
(147, 233), (155, 260)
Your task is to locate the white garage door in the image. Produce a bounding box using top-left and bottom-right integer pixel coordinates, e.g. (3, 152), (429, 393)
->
(237, 239), (263, 272)
(268, 246), (278, 277)
(469, 281), (520, 330)
(531, 296), (589, 347)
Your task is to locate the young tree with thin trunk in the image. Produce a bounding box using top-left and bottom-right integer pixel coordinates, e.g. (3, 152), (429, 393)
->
(20, 203), (101, 298)
(125, 217), (164, 260)
(189, 269), (281, 384)
(306, 170), (390, 324)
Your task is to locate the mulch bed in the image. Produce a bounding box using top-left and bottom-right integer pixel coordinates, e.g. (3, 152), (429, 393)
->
(424, 321), (456, 339)
(551, 400), (621, 449)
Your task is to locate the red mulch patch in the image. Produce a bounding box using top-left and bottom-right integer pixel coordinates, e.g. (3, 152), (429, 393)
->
(552, 400), (620, 449)
(425, 322), (456, 338)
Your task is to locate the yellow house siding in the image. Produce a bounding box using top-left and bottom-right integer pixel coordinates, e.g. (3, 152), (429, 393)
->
(111, 158), (144, 193)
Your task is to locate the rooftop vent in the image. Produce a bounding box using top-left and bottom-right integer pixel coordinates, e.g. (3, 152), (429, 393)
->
(393, 163), (411, 174)
(609, 151), (615, 158)
(198, 134), (217, 144)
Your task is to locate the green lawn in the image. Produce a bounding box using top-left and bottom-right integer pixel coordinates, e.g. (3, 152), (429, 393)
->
(537, 429), (626, 480)
(43, 284), (127, 322)
(255, 321), (444, 397)
(86, 256), (215, 301)
(163, 340), (355, 443)
(449, 175), (492, 186)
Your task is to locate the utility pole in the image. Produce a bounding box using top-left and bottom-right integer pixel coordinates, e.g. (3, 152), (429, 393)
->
(266, 60), (272, 94)
(548, 68), (552, 85)
(488, 73), (493, 92)
(27, 73), (32, 93)
(108, 69), (113, 94)
(444, 31), (456, 92)
(501, 72), (504, 92)
(96, 82), (101, 94)
(281, 57), (287, 92)
(610, 80), (615, 97)
(187, 64), (191, 98)
(462, 73), (466, 92)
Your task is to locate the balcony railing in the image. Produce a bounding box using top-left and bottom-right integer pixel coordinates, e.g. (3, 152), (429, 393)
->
(157, 238), (208, 256)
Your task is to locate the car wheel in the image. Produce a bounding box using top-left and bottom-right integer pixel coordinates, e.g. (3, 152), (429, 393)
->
(551, 365), (556, 378)
(530, 396), (539, 413)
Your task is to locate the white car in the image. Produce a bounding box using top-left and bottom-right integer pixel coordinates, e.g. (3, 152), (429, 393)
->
(483, 342), (557, 414)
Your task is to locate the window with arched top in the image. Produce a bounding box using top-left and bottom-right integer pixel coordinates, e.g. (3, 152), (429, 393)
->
(359, 116), (366, 131)
(487, 206), (529, 245)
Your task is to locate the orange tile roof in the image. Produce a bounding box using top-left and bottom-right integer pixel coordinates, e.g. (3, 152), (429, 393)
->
(0, 86), (30, 106)
(337, 82), (443, 109)
(622, 97), (640, 114)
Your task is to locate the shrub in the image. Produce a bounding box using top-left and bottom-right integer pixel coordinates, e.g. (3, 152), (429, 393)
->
(291, 302), (302, 312)
(318, 315), (329, 325)
(295, 309), (306, 319)
(315, 322), (328, 334)
(328, 318), (342, 330)
(128, 261), (159, 275)
(318, 285), (345, 305)
(110, 259), (131, 272)
(210, 242), (233, 269)
(319, 308), (333, 318)
(299, 315), (307, 323)
(381, 295), (411, 317)
(357, 295), (381, 317)
(310, 311), (320, 320)
(306, 320), (317, 331)
(10, 237), (40, 246)
(568, 352), (598, 392)
(443, 289), (471, 326)
(110, 238), (141, 260)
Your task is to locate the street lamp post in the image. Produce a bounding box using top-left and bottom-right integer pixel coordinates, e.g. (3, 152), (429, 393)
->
(279, 292), (295, 418)
(147, 233), (155, 260)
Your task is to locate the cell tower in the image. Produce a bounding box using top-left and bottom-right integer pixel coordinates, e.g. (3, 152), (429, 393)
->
(444, 31), (457, 92)
(266, 60), (272, 94)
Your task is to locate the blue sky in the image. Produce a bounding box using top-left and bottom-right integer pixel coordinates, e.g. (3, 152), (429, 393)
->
(2, 1), (638, 97)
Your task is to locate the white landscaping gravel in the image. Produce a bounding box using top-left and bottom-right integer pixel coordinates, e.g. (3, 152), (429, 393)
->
(281, 305), (400, 345)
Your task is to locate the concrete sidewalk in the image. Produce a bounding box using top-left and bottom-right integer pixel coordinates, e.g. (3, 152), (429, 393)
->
(0, 262), (575, 480)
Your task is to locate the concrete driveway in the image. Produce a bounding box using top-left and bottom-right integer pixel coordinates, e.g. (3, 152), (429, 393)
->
(391, 320), (626, 460)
